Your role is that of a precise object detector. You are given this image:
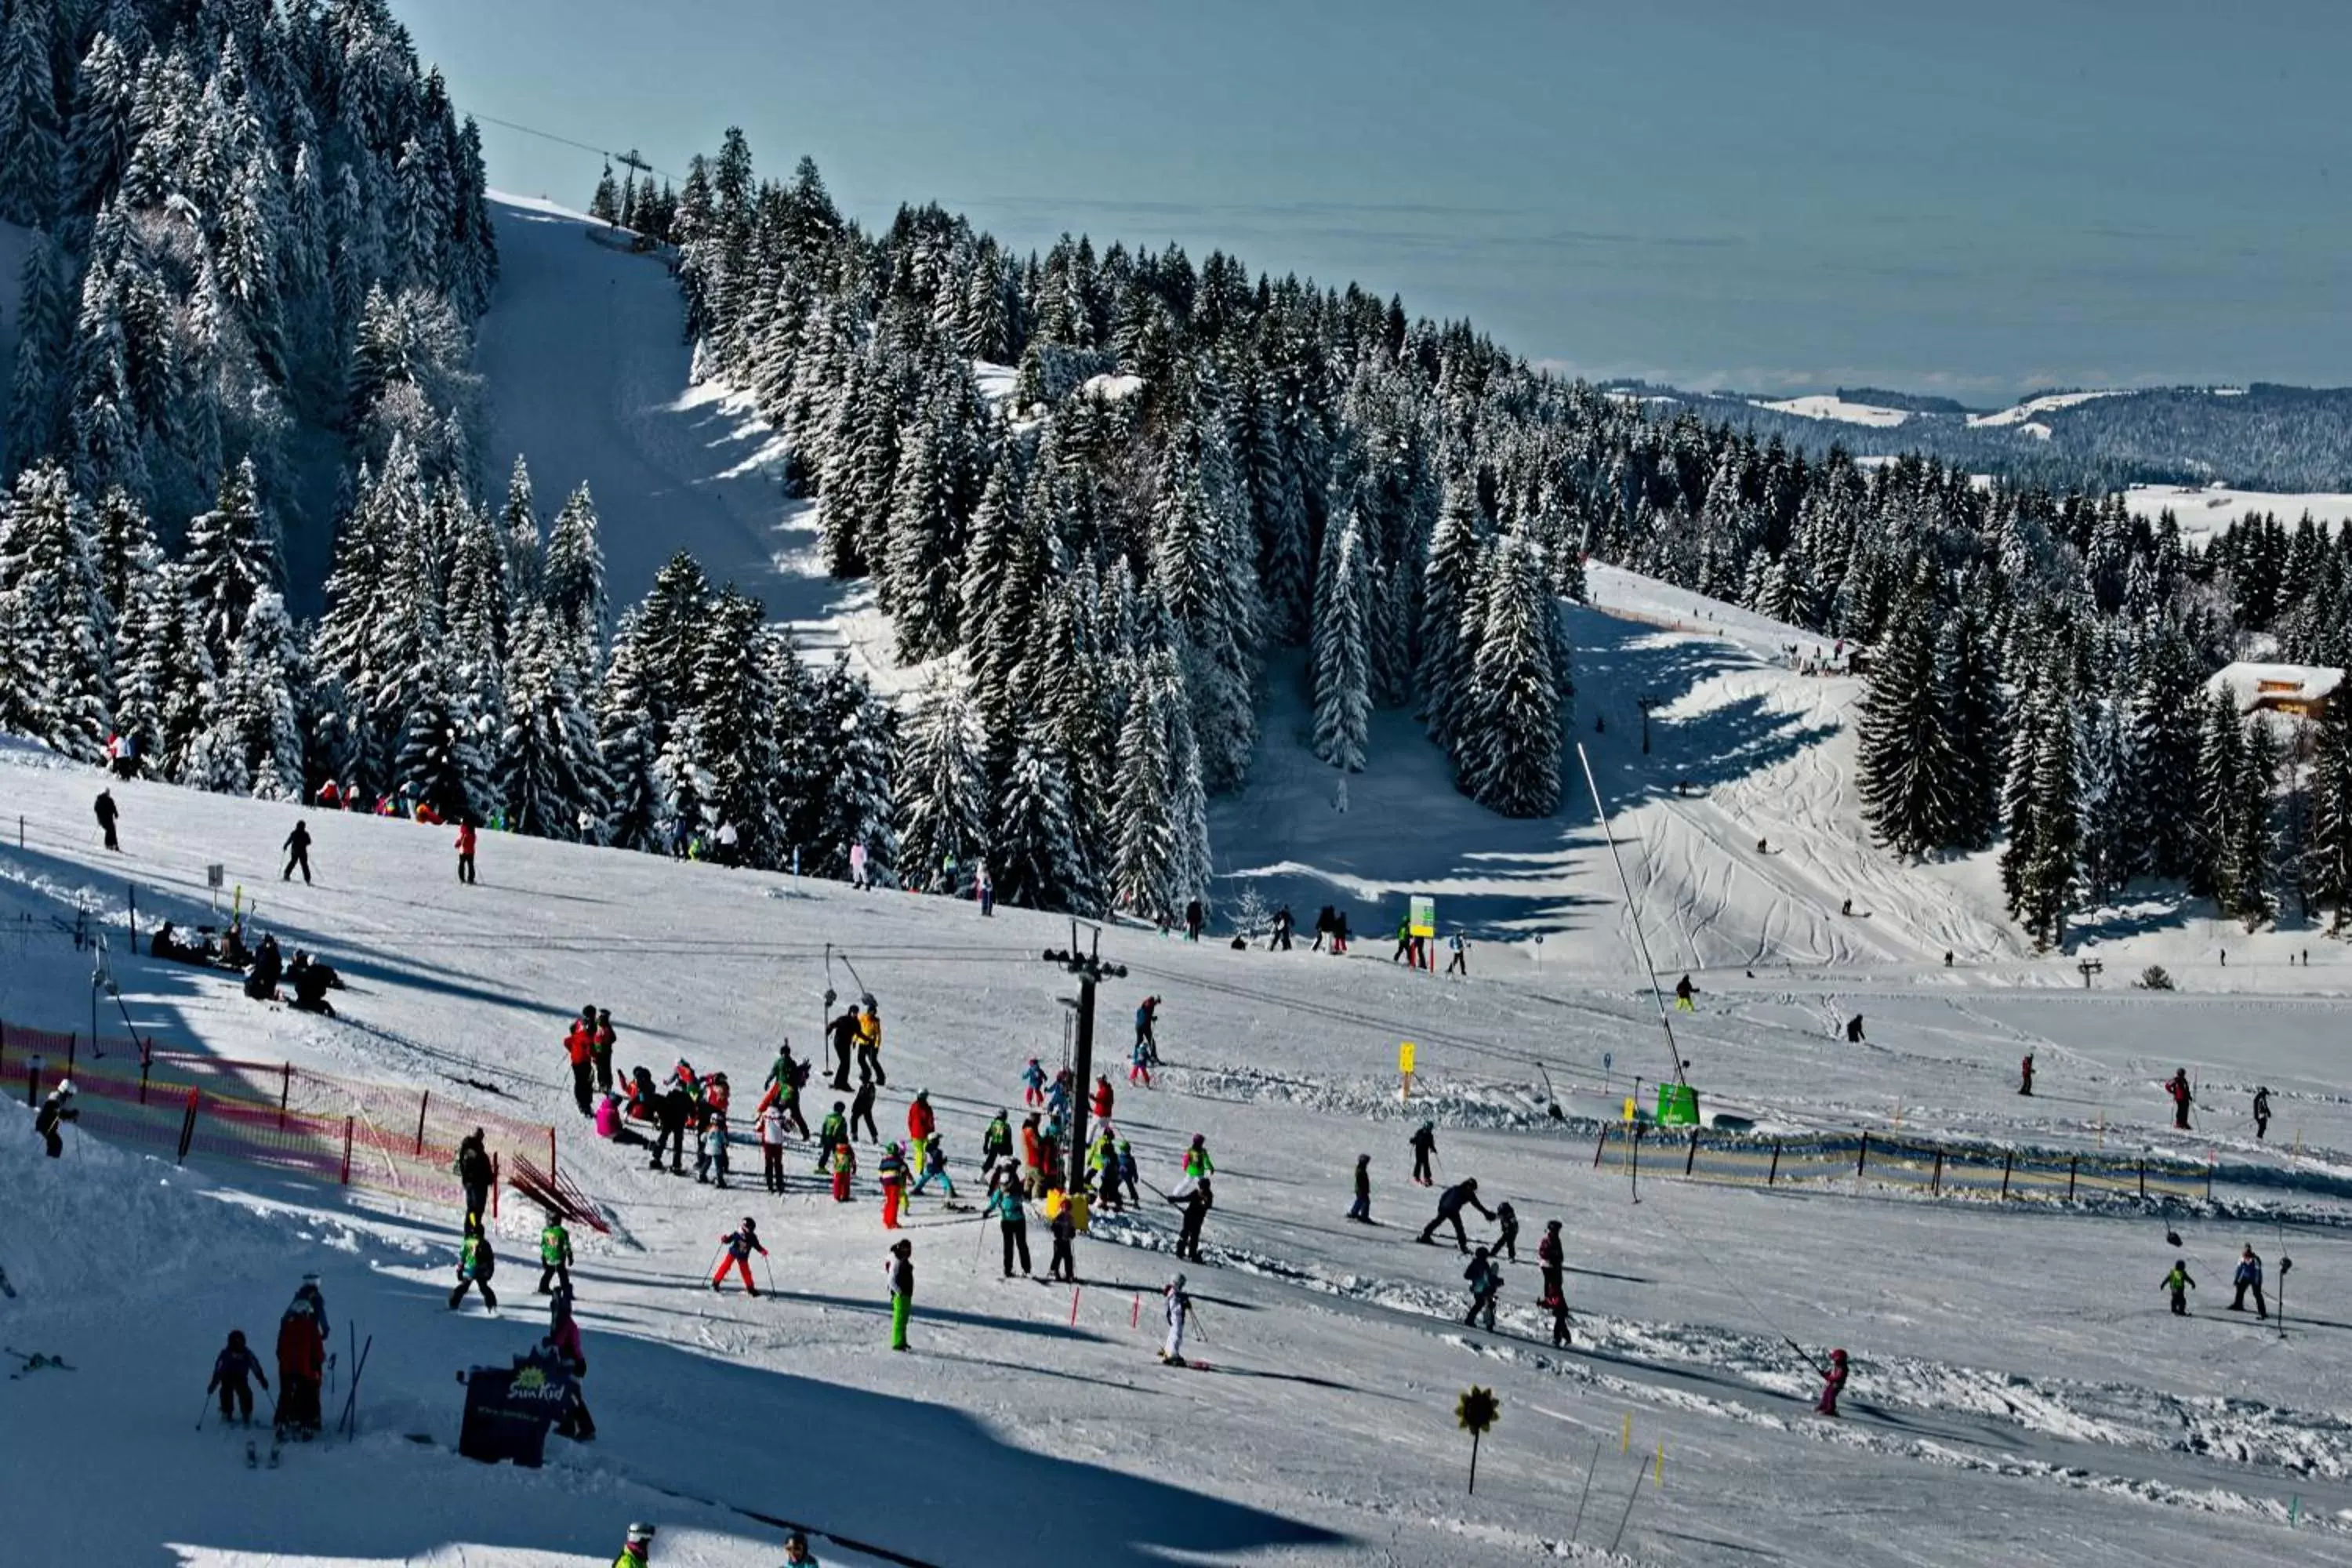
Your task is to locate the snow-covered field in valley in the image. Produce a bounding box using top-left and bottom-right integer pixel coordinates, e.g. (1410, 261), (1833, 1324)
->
(5, 735), (2351, 1567)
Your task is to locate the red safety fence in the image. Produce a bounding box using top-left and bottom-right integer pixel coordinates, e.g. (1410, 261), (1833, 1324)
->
(0, 1018), (601, 1228)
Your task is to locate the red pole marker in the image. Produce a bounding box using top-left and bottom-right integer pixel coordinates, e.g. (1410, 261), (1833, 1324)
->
(1069, 1287), (1081, 1326)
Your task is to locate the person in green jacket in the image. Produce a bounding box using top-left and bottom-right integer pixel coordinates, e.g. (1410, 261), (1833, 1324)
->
(886, 1239), (914, 1350)
(2161, 1261), (2196, 1316)
(449, 1219), (498, 1313)
(814, 1102), (848, 1174)
(537, 1217), (573, 1295)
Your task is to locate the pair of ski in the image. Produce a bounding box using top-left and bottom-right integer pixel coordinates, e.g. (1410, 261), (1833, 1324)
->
(4, 1346), (71, 1378)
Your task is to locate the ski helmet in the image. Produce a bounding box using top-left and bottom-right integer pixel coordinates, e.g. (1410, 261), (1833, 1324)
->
(742, 1216), (757, 1228)
(1831, 1348), (1848, 1363)
(227, 1329), (246, 1348)
(626, 1523), (657, 1544)
(56, 1078), (74, 1096)
(1170, 1272), (1186, 1290)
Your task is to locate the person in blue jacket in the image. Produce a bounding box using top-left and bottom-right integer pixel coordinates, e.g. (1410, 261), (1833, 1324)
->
(2230, 1246), (2268, 1319)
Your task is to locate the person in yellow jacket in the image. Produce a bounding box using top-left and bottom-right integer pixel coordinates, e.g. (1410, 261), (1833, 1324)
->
(613, 1521), (655, 1565)
(829, 1138), (858, 1203)
(854, 1000), (884, 1086)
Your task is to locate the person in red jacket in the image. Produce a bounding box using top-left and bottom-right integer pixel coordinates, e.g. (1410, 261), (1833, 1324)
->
(906, 1089), (936, 1149)
(2165, 1069), (2193, 1130)
(1816, 1348), (1849, 1417)
(275, 1298), (327, 1439)
(1020, 1114), (1045, 1195)
(563, 1007), (597, 1116)
(1090, 1075), (1114, 1121)
(455, 820), (477, 884)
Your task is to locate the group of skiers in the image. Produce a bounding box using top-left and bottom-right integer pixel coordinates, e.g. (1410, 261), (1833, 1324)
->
(203, 1274), (331, 1441)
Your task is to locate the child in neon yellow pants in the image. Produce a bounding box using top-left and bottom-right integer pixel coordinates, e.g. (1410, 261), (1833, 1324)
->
(887, 1239), (913, 1349)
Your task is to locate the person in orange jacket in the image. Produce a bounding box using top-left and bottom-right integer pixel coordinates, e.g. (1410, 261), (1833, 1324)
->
(1020, 1113), (1044, 1196)
(563, 1006), (597, 1116)
(1090, 1075), (1114, 1121)
(455, 820), (477, 884)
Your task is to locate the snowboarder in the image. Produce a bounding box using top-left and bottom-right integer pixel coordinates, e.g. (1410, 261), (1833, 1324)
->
(1134, 996), (1161, 1065)
(94, 788), (121, 851)
(449, 1219), (499, 1313)
(1047, 1185), (1079, 1279)
(1160, 1273), (1193, 1365)
(1463, 1245), (1502, 1330)
(455, 1128), (492, 1222)
(2165, 1069), (2193, 1131)
(1845, 1013), (1865, 1044)
(829, 1138), (858, 1202)
(826, 1006), (860, 1091)
(1674, 974), (1694, 1011)
(814, 1101), (848, 1174)
(713, 1218), (766, 1296)
(274, 1294), (325, 1436)
(455, 820), (477, 884)
(538, 1217), (573, 1295)
(1091, 1075), (1114, 1121)
(886, 1240), (914, 1351)
(850, 1077), (880, 1145)
(207, 1329), (268, 1425)
(1185, 898), (1203, 942)
(2230, 1246), (2267, 1319)
(2252, 1086), (2271, 1141)
(1346, 1153), (1373, 1222)
(1180, 1133), (1214, 1185)
(31, 1080), (78, 1157)
(1446, 931), (1468, 976)
(854, 1000), (884, 1087)
(1418, 1178), (1494, 1253)
(1170, 1178), (1214, 1261)
(1492, 1201), (1520, 1261)
(281, 820), (313, 884)
(878, 1142), (909, 1228)
(2019, 1053), (2034, 1096)
(1021, 1057), (1047, 1106)
(1816, 1348), (1849, 1416)
(615, 1522), (656, 1565)
(564, 1006), (598, 1116)
(1537, 1220), (1565, 1308)
(1409, 1121), (1438, 1186)
(2161, 1259), (2196, 1316)
(987, 1169), (1033, 1277)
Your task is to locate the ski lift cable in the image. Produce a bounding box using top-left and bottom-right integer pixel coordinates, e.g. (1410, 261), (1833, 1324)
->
(470, 112), (684, 183)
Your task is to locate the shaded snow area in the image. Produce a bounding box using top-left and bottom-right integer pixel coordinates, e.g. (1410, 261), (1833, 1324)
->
(5, 735), (2352, 1566)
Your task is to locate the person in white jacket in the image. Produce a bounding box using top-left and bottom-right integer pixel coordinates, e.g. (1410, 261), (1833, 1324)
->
(1160, 1273), (1192, 1365)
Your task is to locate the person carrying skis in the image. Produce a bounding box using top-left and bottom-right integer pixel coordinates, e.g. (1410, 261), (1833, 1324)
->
(850, 1077), (880, 1145)
(913, 1132), (955, 1200)
(1418, 1178), (1494, 1253)
(449, 1219), (499, 1314)
(456, 1128), (492, 1221)
(564, 1007), (598, 1116)
(1134, 996), (1161, 1065)
(281, 820), (313, 883)
(906, 1089), (936, 1151)
(757, 1099), (789, 1192)
(814, 1101), (848, 1174)
(981, 1109), (1014, 1174)
(1160, 1273), (1193, 1365)
(1091, 1075), (1115, 1121)
(94, 788), (121, 851)
(2019, 1053), (2034, 1096)
(1463, 1245), (1502, 1330)
(2161, 1259), (2196, 1315)
(987, 1168), (1033, 1277)
(1021, 1057), (1047, 1107)
(1492, 1201), (1520, 1261)
(1408, 1121), (1438, 1186)
(32, 1080), (78, 1158)
(1180, 1134), (1214, 1185)
(538, 1216), (573, 1295)
(2252, 1086), (2272, 1141)
(827, 1006), (860, 1091)
(455, 820), (477, 884)
(614, 1522), (656, 1565)
(2165, 1069), (2193, 1131)
(591, 1009), (617, 1095)
(854, 999), (884, 1087)
(2230, 1246), (2267, 1319)
(829, 1138), (858, 1203)
(1537, 1220), (1566, 1308)
(1046, 1183), (1079, 1280)
(275, 1296), (325, 1437)
(1347, 1153), (1373, 1222)
(713, 1218), (766, 1296)
(878, 1142), (909, 1228)
(885, 1239), (915, 1351)
(1816, 1348), (1849, 1416)
(1170, 1178), (1214, 1261)
(207, 1329), (268, 1425)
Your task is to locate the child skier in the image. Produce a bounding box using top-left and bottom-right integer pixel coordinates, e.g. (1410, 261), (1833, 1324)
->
(815, 1101), (848, 1174)
(696, 1112), (731, 1189)
(981, 1109), (1014, 1175)
(913, 1133), (956, 1200)
(1346, 1153), (1372, 1222)
(1180, 1134), (1214, 1186)
(830, 1138), (858, 1202)
(1160, 1273), (1192, 1365)
(1047, 1185), (1079, 1281)
(886, 1239), (915, 1351)
(1134, 996), (1161, 1064)
(1089, 1127), (1121, 1211)
(1021, 1058), (1047, 1107)
(448, 1221), (499, 1314)
(878, 1142), (909, 1229)
(1492, 1202), (1520, 1261)
(1537, 1220), (1565, 1308)
(713, 1218), (766, 1296)
(538, 1216), (573, 1295)
(1129, 1032), (1152, 1087)
(1116, 1139), (1141, 1207)
(2161, 1259), (2196, 1315)
(757, 1099), (788, 1192)
(1408, 1121), (1437, 1186)
(1463, 1246), (1502, 1330)
(206, 1330), (268, 1425)
(1816, 1348), (1849, 1416)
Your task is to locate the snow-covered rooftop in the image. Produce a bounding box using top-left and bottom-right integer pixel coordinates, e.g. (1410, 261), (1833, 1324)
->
(2205, 660), (2344, 712)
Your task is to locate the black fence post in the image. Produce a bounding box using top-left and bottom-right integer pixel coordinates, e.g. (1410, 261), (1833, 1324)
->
(2139, 1159), (2147, 1200)
(176, 1090), (199, 1163)
(1684, 1130), (1699, 1177)
(2000, 1149), (2014, 1200)
(1931, 1148), (1943, 1196)
(1768, 1139), (1781, 1185)
(1857, 1131), (1869, 1177)
(2068, 1154), (2078, 1200)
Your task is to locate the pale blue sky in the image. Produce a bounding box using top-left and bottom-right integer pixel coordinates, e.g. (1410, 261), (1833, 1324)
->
(397, 0), (2350, 401)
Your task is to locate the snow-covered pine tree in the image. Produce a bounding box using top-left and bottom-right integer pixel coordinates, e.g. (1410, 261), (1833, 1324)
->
(895, 674), (988, 894)
(993, 724), (1080, 913)
(497, 454), (543, 601)
(593, 611), (668, 851)
(589, 161), (619, 224)
(1418, 478), (1483, 750)
(1459, 533), (1564, 818)
(1857, 565), (1964, 855)
(543, 482), (607, 648)
(395, 643), (491, 824)
(66, 31), (136, 216)
(2226, 712), (2277, 931)
(66, 262), (143, 498)
(684, 590), (796, 866)
(6, 228), (71, 470)
(0, 459), (107, 758)
(1311, 507), (1370, 771)
(212, 588), (306, 799)
(2190, 686), (2245, 903)
(2127, 630), (2203, 880)
(2306, 685), (2352, 932)
(0, 0), (62, 229)
(809, 655), (898, 884)
(884, 402), (960, 659)
(182, 456), (281, 676)
(500, 604), (606, 840)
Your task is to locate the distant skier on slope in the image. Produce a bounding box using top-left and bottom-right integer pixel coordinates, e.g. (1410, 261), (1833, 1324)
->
(2165, 1069), (2193, 1131)
(1816, 1348), (1849, 1416)
(281, 820), (313, 884)
(1463, 1246), (1503, 1330)
(2161, 1259), (2196, 1316)
(2230, 1246), (2267, 1319)
(94, 788), (121, 851)
(207, 1329), (268, 1426)
(1021, 1057), (1047, 1106)
(1160, 1273), (1193, 1365)
(1409, 1121), (1438, 1186)
(31, 1080), (78, 1157)
(2019, 1053), (2034, 1095)
(1346, 1153), (1373, 1222)
(1417, 1178), (1494, 1253)
(2252, 1086), (2271, 1140)
(448, 1219), (499, 1314)
(1674, 974), (1694, 1011)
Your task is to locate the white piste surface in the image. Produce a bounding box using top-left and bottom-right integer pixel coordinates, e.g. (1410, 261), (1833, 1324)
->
(1969, 390), (2122, 427)
(2124, 482), (2352, 543)
(1751, 395), (1912, 429)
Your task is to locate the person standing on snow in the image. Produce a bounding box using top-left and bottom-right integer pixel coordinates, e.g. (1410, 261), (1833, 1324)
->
(912, 1133), (956, 1201)
(1445, 931), (1468, 976)
(652, 1083), (692, 1174)
(1116, 1140), (1141, 1207)
(757, 1099), (789, 1192)
(281, 820), (313, 884)
(1463, 1245), (1502, 1329)
(826, 1006), (860, 1091)
(854, 1000), (885, 1087)
(2161, 1259), (2196, 1315)
(1346, 1153), (1373, 1222)
(564, 1007), (597, 1117)
(207, 1329), (268, 1425)
(814, 1101), (848, 1174)
(1185, 898), (1204, 942)
(449, 1219), (499, 1314)
(1170, 1178), (1214, 1261)
(695, 1111), (731, 1188)
(455, 1129), (492, 1224)
(850, 1077), (880, 1145)
(274, 1297), (325, 1437)
(713, 1218), (766, 1296)
(877, 1142), (909, 1229)
(1417, 1178), (1494, 1253)
(1046, 1185), (1079, 1280)
(829, 1138), (858, 1203)
(980, 1109), (1014, 1174)
(1271, 905), (1294, 950)
(1021, 1058), (1047, 1107)
(288, 1273), (331, 1340)
(1128, 1030), (1153, 1087)
(1091, 1075), (1115, 1122)
(1179, 1134), (1214, 1186)
(1673, 973), (1694, 1011)
(32, 1080), (78, 1157)
(2019, 1053), (2034, 1096)
(2230, 1246), (2267, 1319)
(455, 819), (477, 884)
(987, 1169), (1033, 1278)
(613, 1522), (656, 1565)
(1134, 996), (1161, 1065)
(591, 1009), (617, 1095)
(1491, 1201), (1520, 1261)
(1088, 1127), (1121, 1211)
(1816, 1348), (1849, 1416)
(848, 840), (869, 891)
(1408, 1121), (1438, 1186)
(886, 1239), (915, 1351)
(2165, 1069), (2194, 1131)
(782, 1527), (818, 1564)
(2252, 1086), (2272, 1140)
(537, 1217), (573, 1295)
(1020, 1113), (1045, 1195)
(1537, 1220), (1566, 1308)
(1160, 1274), (1193, 1365)
(94, 788), (122, 851)
(906, 1090), (937, 1152)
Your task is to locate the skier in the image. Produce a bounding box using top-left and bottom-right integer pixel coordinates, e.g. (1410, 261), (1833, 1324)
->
(878, 1141), (908, 1229)
(713, 1218), (766, 1296)
(981, 1109), (1014, 1174)
(1417, 1178), (1494, 1253)
(455, 820), (477, 884)
(289, 1273), (330, 1339)
(455, 1128), (492, 1222)
(1674, 973), (1694, 1011)
(1492, 1201), (1520, 1261)
(1312, 906), (1334, 952)
(2165, 1069), (2194, 1131)
(695, 1110), (730, 1189)
(274, 1294), (325, 1437)
(564, 1007), (597, 1117)
(886, 1239), (914, 1351)
(1046, 1069), (1073, 1123)
(1446, 931), (1468, 976)
(1047, 1185), (1079, 1280)
(591, 1009), (617, 1095)
(987, 1168), (1033, 1277)
(757, 1099), (789, 1192)
(2252, 1086), (2272, 1141)
(829, 1138), (858, 1203)
(94, 788), (121, 851)
(1331, 909), (1351, 953)
(1088, 1127), (1121, 1211)
(906, 1089), (936, 1151)
(1463, 1245), (1502, 1330)
(1019, 1113), (1045, 1194)
(615, 1523), (656, 1565)
(1185, 898), (1203, 942)
(854, 999), (884, 1087)
(850, 1077), (880, 1145)
(1091, 1074), (1114, 1122)
(1409, 1121), (1438, 1186)
(1816, 1348), (1849, 1416)
(1134, 996), (1161, 1065)
(538, 1216), (573, 1295)
(652, 1082), (691, 1174)
(1548, 1290), (1572, 1348)
(449, 1218), (499, 1313)
(1160, 1273), (1193, 1365)
(1170, 1178), (1214, 1261)
(2161, 1258), (2196, 1316)
(1020, 1057), (1047, 1107)
(281, 820), (313, 884)
(848, 839), (869, 891)
(1537, 1220), (1566, 1308)
(207, 1329), (269, 1425)
(1392, 917), (1416, 964)
(1346, 1153), (1373, 1222)
(912, 1132), (955, 1200)
(814, 1101), (848, 1174)
(2019, 1053), (2034, 1096)
(1117, 1139), (1141, 1207)
(1179, 1133), (1214, 1185)
(2230, 1246), (2267, 1319)
(31, 1080), (78, 1157)
(826, 1005), (860, 1091)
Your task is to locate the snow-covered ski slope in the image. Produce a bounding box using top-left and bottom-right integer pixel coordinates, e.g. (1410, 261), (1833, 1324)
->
(4, 742), (2352, 1566)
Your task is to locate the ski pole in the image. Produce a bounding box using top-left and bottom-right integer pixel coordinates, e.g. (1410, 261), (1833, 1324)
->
(195, 1388), (212, 1431)
(763, 1254), (776, 1294)
(1782, 1335), (1826, 1377)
